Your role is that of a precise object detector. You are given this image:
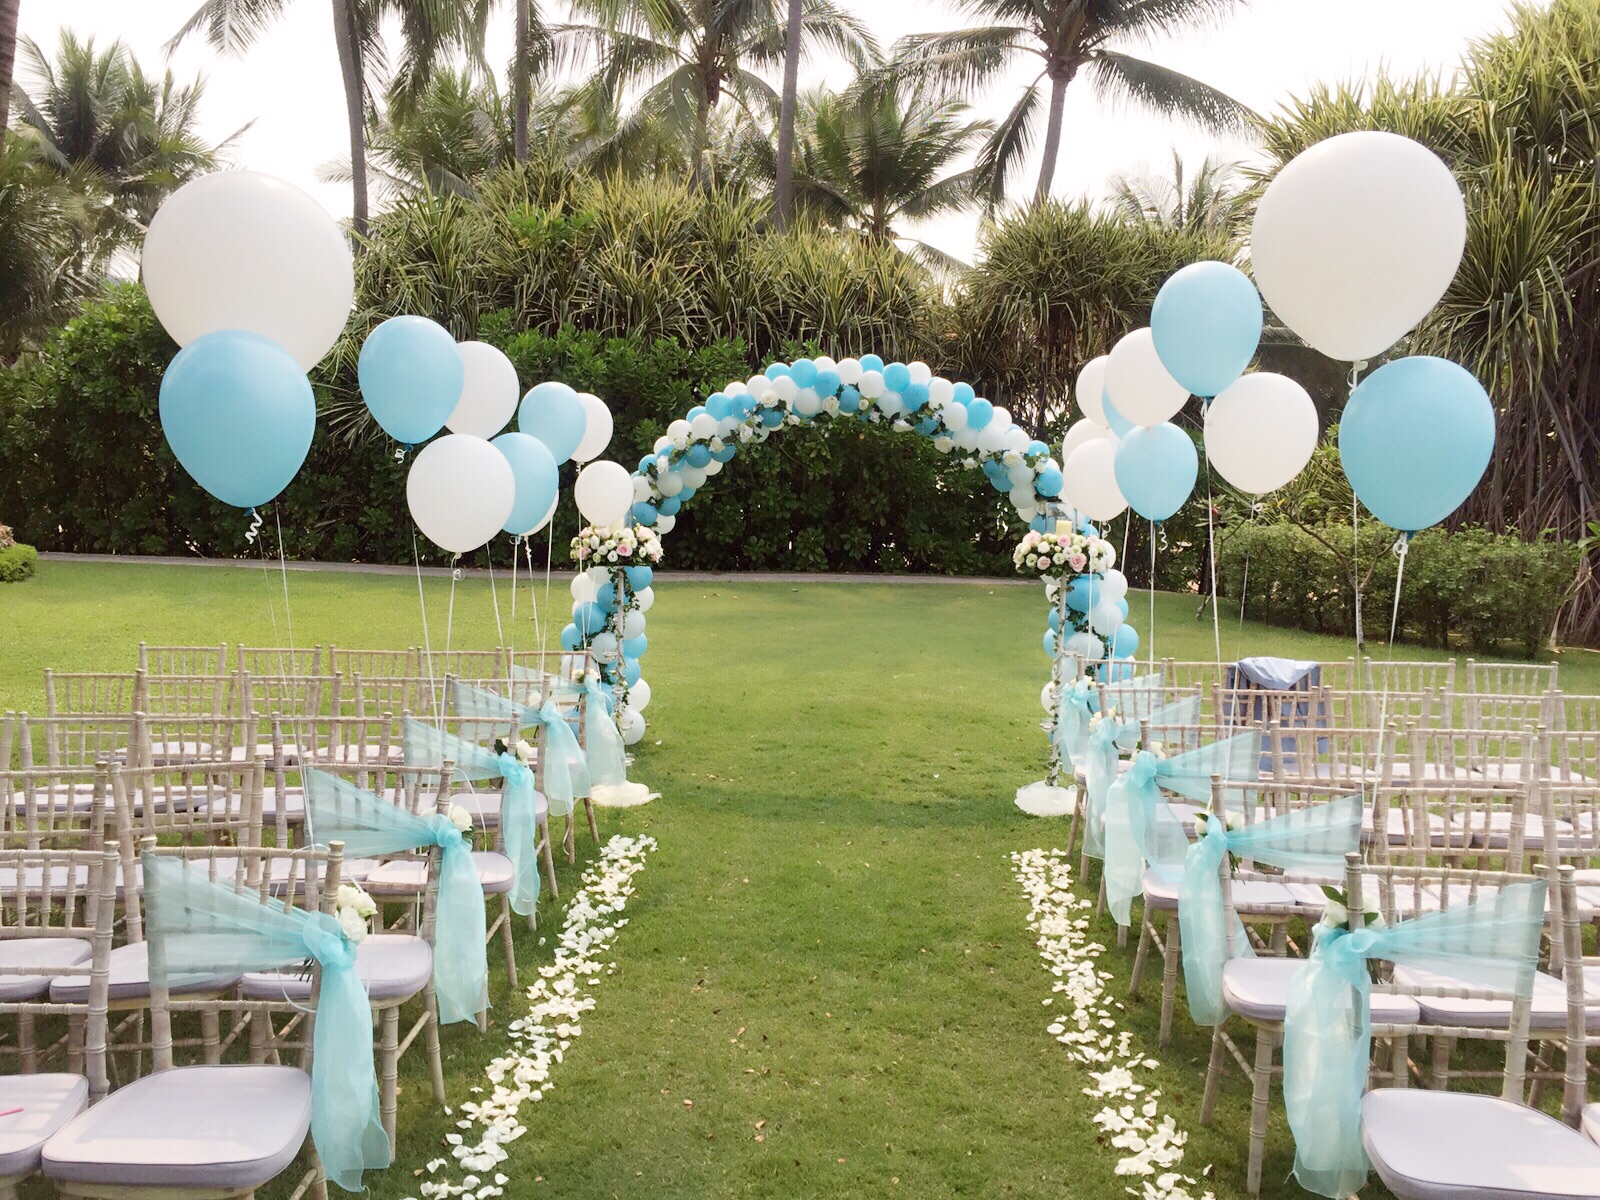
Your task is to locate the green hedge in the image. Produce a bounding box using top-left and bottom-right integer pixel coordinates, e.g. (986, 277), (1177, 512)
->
(0, 284), (1021, 573)
(1216, 519), (1579, 656)
(0, 542), (36, 582)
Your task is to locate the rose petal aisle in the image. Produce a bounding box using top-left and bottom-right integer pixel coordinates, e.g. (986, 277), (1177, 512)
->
(1012, 848), (1215, 1200)
(407, 834), (658, 1200)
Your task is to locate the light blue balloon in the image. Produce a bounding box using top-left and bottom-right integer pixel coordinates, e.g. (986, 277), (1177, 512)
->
(902, 382), (929, 412)
(1043, 630), (1057, 656)
(159, 330), (315, 508)
(686, 444), (712, 468)
(790, 359), (818, 388)
(517, 381), (587, 464)
(594, 581), (620, 613)
(1029, 514), (1051, 533)
(1111, 625), (1139, 658)
(1150, 262), (1263, 397)
(883, 362), (911, 392)
(967, 398), (994, 430)
(712, 443), (737, 463)
(658, 495), (681, 516)
(814, 369), (841, 397)
(1116, 598), (1129, 619)
(705, 393), (734, 420)
(623, 634), (648, 658)
(1065, 574), (1098, 612)
(625, 566), (653, 591)
(1047, 609), (1062, 633)
(1339, 356), (1495, 532)
(631, 502), (658, 526)
(623, 659), (642, 687)
(560, 623), (582, 651)
(491, 432), (559, 535)
(357, 315), (462, 445)
(573, 601), (606, 636)
(1114, 422), (1198, 522)
(1101, 390), (1134, 437)
(765, 362), (791, 380)
(952, 382), (975, 406)
(1034, 465), (1063, 497)
(859, 354), (885, 373)
(686, 405), (708, 421)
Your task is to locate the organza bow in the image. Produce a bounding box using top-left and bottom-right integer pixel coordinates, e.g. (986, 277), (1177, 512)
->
(1282, 879), (1546, 1198)
(1080, 712), (1133, 861)
(402, 718), (542, 919)
(1053, 677), (1097, 770)
(142, 852), (391, 1192)
(449, 680), (586, 813)
(303, 770), (488, 1025)
(1102, 730), (1259, 928)
(1177, 794), (1362, 1026)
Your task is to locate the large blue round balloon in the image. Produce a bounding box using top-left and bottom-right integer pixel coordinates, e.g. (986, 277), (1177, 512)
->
(1034, 465), (1064, 498)
(967, 398), (994, 430)
(625, 566), (654, 591)
(1111, 625), (1140, 658)
(518, 380), (587, 464)
(560, 623), (582, 651)
(1100, 390), (1135, 437)
(1339, 356), (1494, 532)
(1150, 262), (1263, 398)
(491, 431), (558, 535)
(1114, 422), (1198, 522)
(572, 601), (606, 636)
(358, 315), (462, 444)
(160, 330), (316, 508)
(623, 634), (648, 658)
(1064, 574), (1099, 612)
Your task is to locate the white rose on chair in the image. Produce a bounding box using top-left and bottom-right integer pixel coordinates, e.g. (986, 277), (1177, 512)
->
(514, 738), (536, 766)
(448, 803), (473, 833)
(335, 882), (377, 945)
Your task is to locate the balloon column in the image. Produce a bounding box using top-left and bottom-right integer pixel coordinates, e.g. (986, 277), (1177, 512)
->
(145, 171), (353, 514)
(564, 529), (660, 747)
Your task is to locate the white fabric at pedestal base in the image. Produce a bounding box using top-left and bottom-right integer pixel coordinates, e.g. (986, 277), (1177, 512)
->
(1015, 782), (1078, 817)
(592, 782), (659, 808)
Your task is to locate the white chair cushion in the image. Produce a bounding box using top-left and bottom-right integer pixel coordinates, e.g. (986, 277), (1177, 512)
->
(0, 938), (90, 1001)
(1397, 964), (1600, 1032)
(240, 932), (431, 1002)
(6, 783), (100, 815)
(1362, 1089), (1600, 1200)
(365, 851), (514, 896)
(42, 1064), (310, 1190)
(1582, 1103), (1600, 1148)
(49, 941), (239, 1003)
(0, 863), (92, 895)
(1220, 957), (1422, 1025)
(0, 1073), (87, 1179)
(1141, 869), (1318, 915)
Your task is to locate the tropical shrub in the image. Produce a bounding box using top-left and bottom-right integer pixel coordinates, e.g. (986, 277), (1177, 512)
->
(0, 542), (37, 582)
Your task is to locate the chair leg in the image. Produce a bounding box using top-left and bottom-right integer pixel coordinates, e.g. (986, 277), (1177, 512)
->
(422, 984), (447, 1105)
(584, 797), (599, 842)
(1200, 1027), (1227, 1125)
(564, 813), (576, 863)
(379, 1006), (400, 1144)
(1247, 1027), (1277, 1197)
(1429, 1034), (1455, 1090)
(201, 1009), (222, 1065)
(500, 894), (519, 990)
(539, 826), (560, 899)
(67, 1013), (85, 1075)
(17, 1012), (36, 1072)
(1130, 915), (1154, 999)
(1158, 918), (1182, 1049)
(1389, 1034), (1408, 1087)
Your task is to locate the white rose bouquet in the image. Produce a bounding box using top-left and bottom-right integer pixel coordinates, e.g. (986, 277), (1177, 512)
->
(570, 523), (665, 567)
(1013, 528), (1115, 580)
(335, 882), (377, 945)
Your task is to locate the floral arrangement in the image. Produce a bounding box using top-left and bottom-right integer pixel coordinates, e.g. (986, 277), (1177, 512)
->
(335, 882), (377, 944)
(569, 523), (663, 568)
(1014, 528), (1116, 580)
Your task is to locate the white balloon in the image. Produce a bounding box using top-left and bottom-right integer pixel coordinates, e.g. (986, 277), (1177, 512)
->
(793, 387), (822, 417)
(814, 355), (837, 373)
(572, 393), (614, 462)
(667, 419), (691, 447)
(724, 380), (748, 396)
(1075, 355), (1110, 426)
(953, 427), (981, 451)
(704, 457), (724, 476)
(1002, 427), (1030, 452)
(1009, 484), (1035, 509)
(1089, 600), (1125, 636)
(652, 435), (671, 454)
(1007, 463), (1034, 487)
(1041, 682), (1056, 713)
(770, 375), (798, 403)
(631, 678), (652, 712)
(928, 378), (954, 406)
(570, 573), (598, 603)
(1062, 437), (1127, 521)
(689, 413), (718, 440)
(1099, 568), (1129, 604)
(621, 710), (646, 746)
(747, 375), (773, 398)
(1203, 373), (1320, 494)
(589, 631), (619, 663)
(908, 361), (932, 384)
(632, 476), (652, 503)
(406, 434), (515, 554)
(1106, 327), (1189, 426)
(679, 465), (707, 488)
(1251, 131), (1466, 362)
(622, 610), (645, 639)
(941, 402), (968, 431)
(445, 341), (519, 438)
(976, 420), (1010, 454)
(1062, 417), (1112, 463)
(655, 513), (676, 534)
(1065, 631), (1105, 662)
(574, 460), (634, 527)
(636, 586), (655, 612)
(836, 358), (862, 385)
(586, 566), (611, 587)
(878, 391), (906, 417)
(858, 370), (885, 398)
(141, 171), (354, 371)
(528, 492), (558, 535)
(657, 472), (684, 497)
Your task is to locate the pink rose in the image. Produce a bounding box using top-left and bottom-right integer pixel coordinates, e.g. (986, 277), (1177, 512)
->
(618, 544), (632, 556)
(1069, 553), (1086, 571)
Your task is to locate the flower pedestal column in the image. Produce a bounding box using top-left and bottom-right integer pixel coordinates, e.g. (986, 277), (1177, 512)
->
(1016, 572), (1081, 816)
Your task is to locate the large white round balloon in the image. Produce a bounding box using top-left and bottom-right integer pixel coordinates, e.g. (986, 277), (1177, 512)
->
(573, 393), (614, 462)
(631, 678), (652, 712)
(1062, 437), (1128, 521)
(1203, 373), (1320, 494)
(635, 586), (655, 612)
(1251, 131), (1466, 362)
(574, 460), (634, 527)
(1075, 355), (1110, 426)
(406, 434), (515, 554)
(528, 492), (558, 536)
(141, 171), (354, 371)
(1099, 568), (1129, 604)
(1106, 328), (1189, 427)
(1063, 417), (1113, 464)
(570, 572), (598, 603)
(446, 341), (519, 438)
(620, 710), (646, 746)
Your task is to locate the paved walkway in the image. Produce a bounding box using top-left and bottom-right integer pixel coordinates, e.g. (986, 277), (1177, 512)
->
(40, 552), (1030, 586)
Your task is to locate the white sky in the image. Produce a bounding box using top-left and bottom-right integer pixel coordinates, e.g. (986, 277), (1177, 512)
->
(29, 0), (1517, 259)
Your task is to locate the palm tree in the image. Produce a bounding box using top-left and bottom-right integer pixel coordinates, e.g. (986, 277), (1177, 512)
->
(1108, 150), (1245, 235)
(14, 33), (230, 249)
(0, 137), (94, 356)
(170, 0), (481, 236)
(0, 0), (19, 148)
(773, 0), (802, 226)
(894, 0), (1256, 206)
(557, 0), (876, 187)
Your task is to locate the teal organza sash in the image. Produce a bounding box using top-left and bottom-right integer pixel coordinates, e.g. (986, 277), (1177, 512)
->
(449, 680), (586, 811)
(1053, 677), (1098, 772)
(1101, 669), (1167, 719)
(1282, 879), (1546, 1198)
(1177, 794), (1362, 1026)
(1103, 730), (1259, 928)
(142, 852), (391, 1193)
(303, 769), (488, 1024)
(402, 718), (541, 918)
(1081, 715), (1134, 861)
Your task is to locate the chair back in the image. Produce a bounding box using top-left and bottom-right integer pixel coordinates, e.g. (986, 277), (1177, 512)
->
(1370, 780), (1532, 874)
(43, 669), (143, 718)
(138, 642), (228, 676)
(1, 763), (112, 852)
(140, 672), (234, 719)
(1363, 656), (1457, 695)
(237, 644), (324, 677)
(9, 711), (139, 772)
(1466, 658), (1558, 696)
(327, 646), (421, 680)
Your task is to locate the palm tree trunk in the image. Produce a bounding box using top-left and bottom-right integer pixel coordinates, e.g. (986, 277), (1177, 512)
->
(1033, 71), (1069, 206)
(330, 0), (369, 237)
(0, 0), (20, 149)
(773, 0), (804, 228)
(512, 0), (530, 163)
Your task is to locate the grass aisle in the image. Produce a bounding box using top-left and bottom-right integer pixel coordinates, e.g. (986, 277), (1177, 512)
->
(7, 563), (1595, 1199)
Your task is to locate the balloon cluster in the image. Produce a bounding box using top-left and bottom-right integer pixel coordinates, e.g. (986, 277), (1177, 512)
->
(563, 561), (656, 746)
(1062, 131), (1492, 539)
(1018, 526), (1141, 669)
(625, 355), (1067, 532)
(147, 172), (354, 509)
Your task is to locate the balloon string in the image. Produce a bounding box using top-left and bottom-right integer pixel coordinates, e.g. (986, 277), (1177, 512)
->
(526, 537), (543, 653)
(446, 557), (460, 656)
(244, 507), (264, 545)
(1148, 520), (1156, 675)
(275, 509), (297, 674)
(255, 511), (282, 654)
(543, 519), (556, 650)
(1348, 360), (1367, 662)
(1204, 456), (1222, 674)
(488, 545), (508, 690)
(413, 531), (440, 728)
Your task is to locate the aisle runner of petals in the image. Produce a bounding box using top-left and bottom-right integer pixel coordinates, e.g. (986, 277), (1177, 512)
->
(1012, 848), (1216, 1200)
(407, 834), (658, 1200)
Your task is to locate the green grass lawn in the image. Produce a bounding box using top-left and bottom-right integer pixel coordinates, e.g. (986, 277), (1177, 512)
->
(7, 560), (1596, 1200)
